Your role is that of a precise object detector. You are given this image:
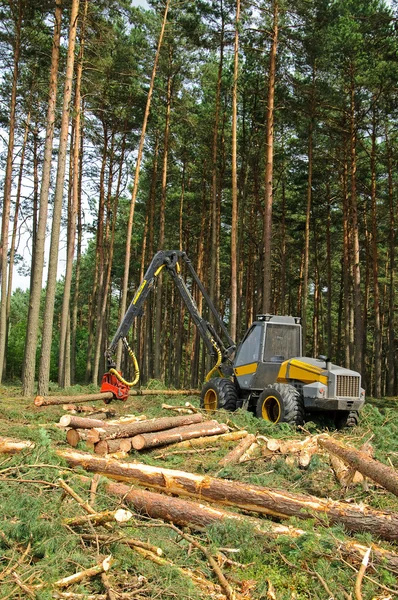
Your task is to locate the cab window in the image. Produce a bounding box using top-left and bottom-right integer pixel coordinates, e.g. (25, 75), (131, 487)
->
(235, 324), (262, 365)
(263, 324), (300, 362)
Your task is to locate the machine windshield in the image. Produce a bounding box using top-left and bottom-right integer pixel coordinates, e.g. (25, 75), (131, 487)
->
(263, 324), (301, 362)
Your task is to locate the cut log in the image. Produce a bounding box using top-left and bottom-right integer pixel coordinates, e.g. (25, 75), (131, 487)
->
(166, 430), (248, 451)
(53, 556), (113, 588)
(131, 420), (228, 450)
(0, 437), (35, 454)
(318, 436), (398, 497)
(60, 415), (108, 429)
(238, 442), (260, 463)
(58, 449), (398, 541)
(105, 481), (398, 572)
(62, 404), (97, 412)
(35, 388), (200, 407)
(63, 509), (132, 527)
(87, 413), (204, 444)
(218, 434), (256, 467)
(94, 439), (133, 455)
(66, 429), (93, 448)
(330, 454), (364, 486)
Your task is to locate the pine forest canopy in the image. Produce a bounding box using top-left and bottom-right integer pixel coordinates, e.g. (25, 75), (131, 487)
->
(0, 0), (397, 399)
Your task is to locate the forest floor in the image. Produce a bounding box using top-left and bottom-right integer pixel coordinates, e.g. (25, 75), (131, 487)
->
(0, 382), (397, 600)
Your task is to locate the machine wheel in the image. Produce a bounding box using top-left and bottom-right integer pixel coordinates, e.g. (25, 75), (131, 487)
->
(335, 410), (359, 429)
(256, 383), (304, 426)
(201, 378), (238, 413)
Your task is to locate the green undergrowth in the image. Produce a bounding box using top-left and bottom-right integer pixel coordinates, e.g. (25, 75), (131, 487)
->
(0, 385), (397, 599)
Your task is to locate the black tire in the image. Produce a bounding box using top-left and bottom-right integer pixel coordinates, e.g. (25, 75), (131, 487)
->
(256, 382), (304, 426)
(335, 410), (359, 429)
(200, 377), (238, 413)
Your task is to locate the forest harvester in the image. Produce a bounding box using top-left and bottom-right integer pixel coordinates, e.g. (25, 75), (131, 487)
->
(101, 250), (365, 427)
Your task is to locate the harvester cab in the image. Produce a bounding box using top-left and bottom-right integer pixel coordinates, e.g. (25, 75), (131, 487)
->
(217, 314), (366, 427)
(102, 250), (365, 427)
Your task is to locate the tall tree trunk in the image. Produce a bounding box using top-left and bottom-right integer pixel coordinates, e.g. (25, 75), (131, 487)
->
(301, 66), (315, 352)
(230, 0), (240, 341)
(349, 68), (363, 375)
(326, 185), (332, 359)
(71, 118), (84, 384)
(262, 0), (278, 314)
(370, 102), (381, 397)
(209, 3), (224, 307)
(116, 0), (170, 370)
(154, 53), (173, 380)
(341, 151), (352, 368)
(385, 125), (395, 395)
(59, 0), (87, 387)
(22, 0), (62, 395)
(38, 0), (80, 396)
(0, 0), (23, 381)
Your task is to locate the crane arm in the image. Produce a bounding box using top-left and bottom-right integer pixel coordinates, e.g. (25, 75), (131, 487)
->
(102, 250), (236, 400)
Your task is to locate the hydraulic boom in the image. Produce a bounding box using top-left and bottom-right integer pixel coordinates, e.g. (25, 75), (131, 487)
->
(101, 250), (236, 400)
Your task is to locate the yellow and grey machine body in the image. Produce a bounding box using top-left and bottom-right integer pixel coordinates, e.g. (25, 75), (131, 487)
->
(277, 357), (365, 411)
(233, 314), (365, 411)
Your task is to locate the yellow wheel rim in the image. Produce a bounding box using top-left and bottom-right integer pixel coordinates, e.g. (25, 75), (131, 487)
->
(203, 389), (217, 412)
(261, 395), (281, 422)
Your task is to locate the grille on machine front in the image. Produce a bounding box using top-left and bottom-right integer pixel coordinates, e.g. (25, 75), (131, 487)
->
(336, 375), (360, 398)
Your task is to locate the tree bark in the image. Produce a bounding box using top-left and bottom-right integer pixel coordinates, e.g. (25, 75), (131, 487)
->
(116, 0), (170, 369)
(301, 66), (315, 350)
(349, 67), (363, 375)
(318, 436), (398, 497)
(87, 413), (204, 444)
(0, 0), (23, 381)
(209, 4), (224, 309)
(262, 0), (278, 314)
(385, 124), (395, 395)
(58, 449), (398, 540)
(370, 101), (381, 397)
(38, 0), (80, 396)
(230, 0), (240, 341)
(132, 420), (228, 450)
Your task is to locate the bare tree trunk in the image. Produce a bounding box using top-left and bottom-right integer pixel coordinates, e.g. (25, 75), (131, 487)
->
(71, 106), (84, 384)
(370, 103), (381, 397)
(116, 0), (170, 370)
(154, 52), (173, 380)
(22, 0), (62, 395)
(262, 0), (278, 314)
(37, 0), (79, 396)
(0, 0), (23, 380)
(230, 0), (240, 341)
(59, 0), (87, 387)
(209, 4), (224, 307)
(385, 125), (395, 395)
(349, 69), (363, 375)
(326, 185), (332, 358)
(301, 66), (315, 351)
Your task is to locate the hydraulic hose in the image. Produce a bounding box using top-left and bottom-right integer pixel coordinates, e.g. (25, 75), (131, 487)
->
(205, 339), (223, 382)
(109, 337), (140, 387)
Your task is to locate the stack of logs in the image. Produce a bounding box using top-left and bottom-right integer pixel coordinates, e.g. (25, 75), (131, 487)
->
(60, 412), (236, 456)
